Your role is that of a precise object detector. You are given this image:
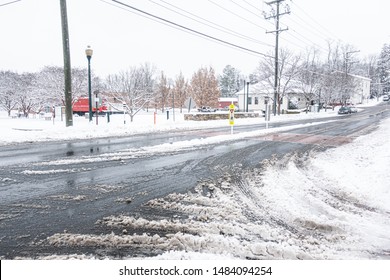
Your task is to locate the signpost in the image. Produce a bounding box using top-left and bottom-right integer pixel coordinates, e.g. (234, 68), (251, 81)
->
(123, 103), (126, 125)
(264, 96), (270, 129)
(229, 104), (235, 134)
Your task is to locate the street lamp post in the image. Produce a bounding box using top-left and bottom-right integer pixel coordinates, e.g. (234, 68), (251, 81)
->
(85, 46), (93, 122)
(246, 81), (250, 112)
(94, 90), (99, 125)
(264, 96), (270, 129)
(243, 80), (246, 112)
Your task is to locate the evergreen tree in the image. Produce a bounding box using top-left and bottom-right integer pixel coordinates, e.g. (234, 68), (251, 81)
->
(378, 44), (390, 95)
(219, 65), (242, 97)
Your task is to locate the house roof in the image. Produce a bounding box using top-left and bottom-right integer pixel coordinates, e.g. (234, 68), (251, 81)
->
(348, 73), (372, 81)
(236, 79), (306, 96)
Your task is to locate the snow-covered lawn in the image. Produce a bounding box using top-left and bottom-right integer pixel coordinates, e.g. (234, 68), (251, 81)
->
(0, 107), (340, 145)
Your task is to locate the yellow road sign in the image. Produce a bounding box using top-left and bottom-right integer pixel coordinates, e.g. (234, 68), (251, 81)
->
(229, 104), (235, 126)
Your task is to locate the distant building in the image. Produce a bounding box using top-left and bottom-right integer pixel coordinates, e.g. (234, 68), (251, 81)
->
(236, 81), (289, 112)
(218, 97), (238, 109)
(349, 74), (371, 104)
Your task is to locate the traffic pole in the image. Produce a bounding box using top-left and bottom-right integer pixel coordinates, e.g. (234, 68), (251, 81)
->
(229, 104), (235, 135)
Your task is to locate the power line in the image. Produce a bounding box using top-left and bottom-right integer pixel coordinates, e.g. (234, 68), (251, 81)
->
(208, 0), (268, 32)
(289, 0), (342, 42)
(0, 0), (21, 7)
(150, 0), (274, 48)
(243, 0), (263, 14)
(283, 27), (329, 53)
(287, 12), (332, 43)
(103, 0), (338, 81)
(229, 0), (262, 20)
(109, 0), (275, 59)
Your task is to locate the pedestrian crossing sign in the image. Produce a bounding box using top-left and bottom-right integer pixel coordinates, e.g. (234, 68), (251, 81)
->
(229, 104), (235, 125)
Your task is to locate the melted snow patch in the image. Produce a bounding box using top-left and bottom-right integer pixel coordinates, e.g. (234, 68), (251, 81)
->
(49, 195), (87, 201)
(22, 169), (76, 175)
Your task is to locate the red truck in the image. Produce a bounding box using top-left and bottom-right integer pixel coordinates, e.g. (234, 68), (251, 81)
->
(72, 97), (107, 116)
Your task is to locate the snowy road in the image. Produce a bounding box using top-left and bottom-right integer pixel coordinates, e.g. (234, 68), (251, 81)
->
(0, 104), (389, 259)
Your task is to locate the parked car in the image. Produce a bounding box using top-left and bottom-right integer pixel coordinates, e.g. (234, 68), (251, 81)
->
(323, 104), (333, 110)
(349, 106), (358, 113)
(383, 95), (389, 101)
(198, 106), (217, 112)
(338, 106), (352, 114)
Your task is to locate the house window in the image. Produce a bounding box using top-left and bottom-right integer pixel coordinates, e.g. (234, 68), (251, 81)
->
(248, 97), (252, 105)
(255, 97), (259, 105)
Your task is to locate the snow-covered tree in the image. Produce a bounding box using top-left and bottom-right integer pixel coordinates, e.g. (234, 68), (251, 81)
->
(37, 66), (89, 105)
(254, 48), (301, 114)
(104, 63), (156, 122)
(0, 71), (19, 116)
(377, 44), (390, 95)
(296, 47), (322, 111)
(219, 65), (242, 97)
(15, 72), (42, 117)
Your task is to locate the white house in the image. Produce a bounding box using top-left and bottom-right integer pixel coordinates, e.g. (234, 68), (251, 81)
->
(349, 74), (371, 105)
(236, 81), (290, 113)
(237, 75), (371, 112)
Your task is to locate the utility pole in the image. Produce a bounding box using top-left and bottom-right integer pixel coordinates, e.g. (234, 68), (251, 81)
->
(60, 0), (73, 127)
(264, 0), (290, 116)
(344, 50), (360, 104)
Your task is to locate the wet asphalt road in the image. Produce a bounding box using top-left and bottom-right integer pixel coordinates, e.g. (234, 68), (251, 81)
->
(0, 104), (389, 258)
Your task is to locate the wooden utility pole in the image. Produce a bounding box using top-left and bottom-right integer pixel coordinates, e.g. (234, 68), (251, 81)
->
(265, 0), (290, 116)
(344, 50), (360, 104)
(60, 0), (73, 127)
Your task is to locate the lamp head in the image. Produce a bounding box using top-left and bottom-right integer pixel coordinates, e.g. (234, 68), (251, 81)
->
(85, 45), (93, 58)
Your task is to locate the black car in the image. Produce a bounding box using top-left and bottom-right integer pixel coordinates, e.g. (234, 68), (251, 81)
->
(338, 106), (352, 114)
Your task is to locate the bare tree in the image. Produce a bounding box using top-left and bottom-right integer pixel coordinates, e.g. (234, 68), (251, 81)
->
(15, 73), (42, 117)
(156, 71), (170, 112)
(172, 72), (189, 113)
(189, 66), (220, 108)
(105, 63), (156, 122)
(255, 48), (301, 114)
(0, 71), (19, 116)
(296, 47), (322, 112)
(38, 66), (89, 105)
(321, 41), (361, 105)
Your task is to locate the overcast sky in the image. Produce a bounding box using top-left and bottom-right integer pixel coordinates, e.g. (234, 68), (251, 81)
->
(0, 0), (389, 79)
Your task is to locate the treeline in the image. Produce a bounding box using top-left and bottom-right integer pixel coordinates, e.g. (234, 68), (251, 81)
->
(0, 64), (219, 120)
(219, 42), (382, 113)
(1, 41), (388, 119)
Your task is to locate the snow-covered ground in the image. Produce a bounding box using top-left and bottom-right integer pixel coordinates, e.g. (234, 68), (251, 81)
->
(2, 101), (390, 260)
(43, 114), (390, 260)
(0, 106), (341, 145)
